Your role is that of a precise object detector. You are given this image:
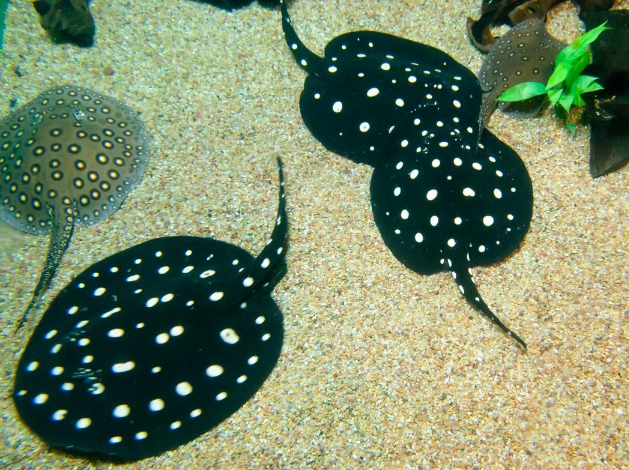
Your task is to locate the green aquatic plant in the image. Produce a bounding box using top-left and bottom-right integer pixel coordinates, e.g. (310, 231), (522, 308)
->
(498, 22), (610, 134)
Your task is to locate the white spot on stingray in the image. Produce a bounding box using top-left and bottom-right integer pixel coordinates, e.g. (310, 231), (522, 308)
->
(453, 158), (462, 166)
(432, 159), (440, 168)
(109, 436), (122, 444)
(93, 287), (106, 296)
(216, 392), (228, 401)
(479, 245), (487, 253)
(314, 93), (320, 99)
(430, 216), (439, 226)
(200, 269), (216, 278)
(146, 297), (159, 308)
(381, 62), (390, 70)
(472, 162), (482, 170)
(112, 361), (135, 373)
(26, 361), (39, 372)
(367, 87), (379, 97)
(206, 365), (224, 377)
(507, 214), (514, 220)
(394, 187), (401, 196)
(170, 421), (182, 430)
(359, 122), (370, 132)
(438, 142), (448, 148)
(158, 266), (170, 274)
(33, 393), (48, 405)
(176, 382), (193, 396)
(113, 404), (130, 418)
(190, 409), (202, 418)
(61, 382), (74, 391)
(415, 233), (424, 243)
(300, 59), (307, 67)
(409, 169), (419, 179)
(261, 258), (270, 268)
(52, 410), (67, 421)
(436, 121), (443, 127)
(256, 316), (266, 324)
(426, 189), (438, 201)
(448, 238), (456, 247)
(396, 161), (403, 170)
(185, 249), (192, 256)
(156, 333), (170, 344)
(332, 101), (342, 113)
(401, 210), (409, 220)
(210, 291), (224, 301)
(135, 431), (148, 440)
(395, 98), (404, 107)
(149, 399), (165, 411)
(67, 306), (79, 315)
(452, 85), (459, 91)
(126, 274), (140, 282)
(170, 325), (184, 336)
(454, 217), (462, 225)
(82, 355), (94, 364)
(51, 366), (64, 376)
(108, 328), (124, 338)
(496, 170), (504, 177)
(462, 188), (476, 197)
(401, 139), (408, 147)
(408, 75), (417, 83)
(100, 307), (121, 319)
(76, 418), (92, 429)
(494, 189), (503, 199)
(453, 100), (461, 108)
(154, 251), (162, 257)
(243, 277), (254, 287)
(328, 65), (338, 73)
(483, 216), (495, 226)
(220, 328), (240, 344)
(248, 356), (259, 365)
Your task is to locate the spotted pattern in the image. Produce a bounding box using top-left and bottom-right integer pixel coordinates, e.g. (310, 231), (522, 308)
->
(0, 85), (150, 327)
(282, 1), (532, 348)
(478, 19), (566, 126)
(13, 159), (288, 459)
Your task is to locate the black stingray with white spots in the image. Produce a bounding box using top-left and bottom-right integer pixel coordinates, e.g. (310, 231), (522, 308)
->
(13, 160), (288, 459)
(282, 1), (532, 348)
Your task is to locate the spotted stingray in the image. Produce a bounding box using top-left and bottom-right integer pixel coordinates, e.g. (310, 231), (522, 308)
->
(478, 19), (565, 127)
(0, 85), (150, 328)
(281, 1), (533, 348)
(13, 159), (288, 459)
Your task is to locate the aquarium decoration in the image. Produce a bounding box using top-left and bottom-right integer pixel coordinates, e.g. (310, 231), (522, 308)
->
(0, 85), (150, 328)
(281, 1), (532, 348)
(33, 0), (95, 47)
(13, 159), (288, 459)
(582, 9), (629, 177)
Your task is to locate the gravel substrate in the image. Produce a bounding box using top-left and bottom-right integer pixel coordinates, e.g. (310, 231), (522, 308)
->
(1, 0), (627, 467)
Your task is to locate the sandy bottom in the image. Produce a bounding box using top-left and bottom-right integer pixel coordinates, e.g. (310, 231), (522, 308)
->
(1, 0), (627, 467)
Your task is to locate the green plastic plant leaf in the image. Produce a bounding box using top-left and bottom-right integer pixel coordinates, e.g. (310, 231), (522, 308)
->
(498, 81), (547, 102)
(556, 22), (610, 67)
(558, 93), (574, 112)
(566, 123), (576, 135)
(547, 88), (564, 106)
(546, 61), (571, 90)
(564, 51), (591, 89)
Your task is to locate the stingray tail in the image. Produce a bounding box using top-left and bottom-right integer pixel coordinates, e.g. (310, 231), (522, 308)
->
(447, 254), (527, 350)
(280, 0), (327, 77)
(16, 204), (75, 331)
